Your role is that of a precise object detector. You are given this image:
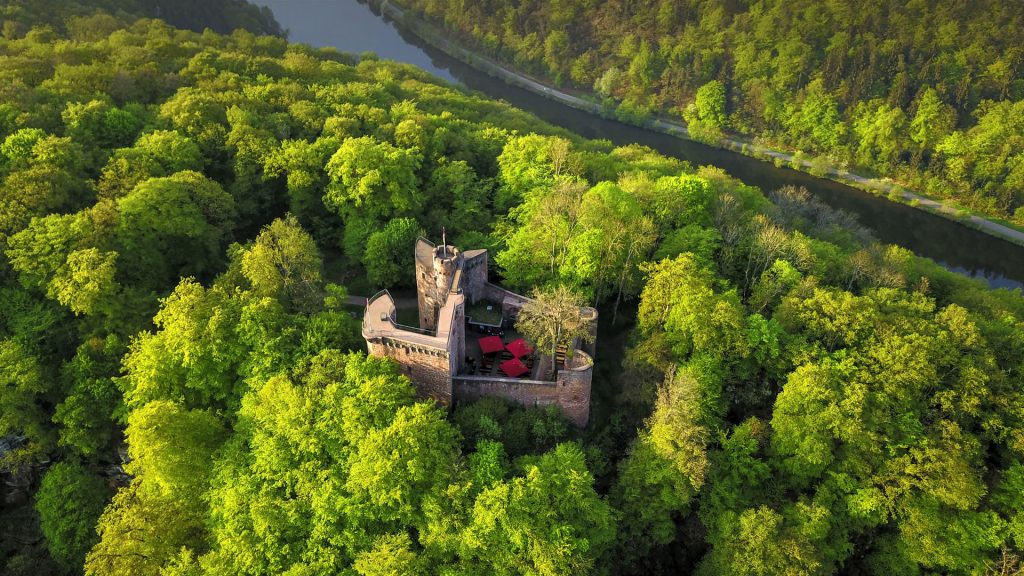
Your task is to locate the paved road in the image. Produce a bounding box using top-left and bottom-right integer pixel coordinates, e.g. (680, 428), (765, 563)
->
(376, 0), (1024, 247)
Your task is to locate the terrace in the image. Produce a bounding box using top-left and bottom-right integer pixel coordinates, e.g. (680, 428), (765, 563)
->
(462, 324), (541, 379)
(363, 289), (453, 349)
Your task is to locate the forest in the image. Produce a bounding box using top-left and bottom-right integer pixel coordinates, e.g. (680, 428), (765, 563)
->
(393, 0), (1024, 225)
(0, 1), (1023, 575)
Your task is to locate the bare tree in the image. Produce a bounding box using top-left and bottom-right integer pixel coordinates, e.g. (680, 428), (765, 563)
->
(986, 548), (1024, 576)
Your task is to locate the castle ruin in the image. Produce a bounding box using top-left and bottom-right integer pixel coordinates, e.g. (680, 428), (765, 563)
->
(362, 238), (597, 427)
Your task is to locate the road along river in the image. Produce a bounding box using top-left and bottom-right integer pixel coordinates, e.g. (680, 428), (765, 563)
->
(253, 0), (1024, 289)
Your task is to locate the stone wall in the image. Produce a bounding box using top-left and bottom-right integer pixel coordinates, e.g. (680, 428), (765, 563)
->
(433, 245), (459, 297)
(481, 283), (529, 323)
(448, 296), (466, 375)
(462, 250), (488, 303)
(367, 337), (453, 406)
(453, 376), (561, 409)
(414, 238), (462, 331)
(415, 239), (438, 330)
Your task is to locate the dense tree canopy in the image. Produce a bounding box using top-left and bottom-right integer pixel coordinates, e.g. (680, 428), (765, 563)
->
(396, 0), (1024, 223)
(0, 2), (1023, 576)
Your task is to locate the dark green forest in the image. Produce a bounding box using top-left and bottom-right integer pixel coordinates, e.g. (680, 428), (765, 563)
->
(0, 1), (1023, 575)
(394, 0), (1024, 225)
(0, 0), (280, 36)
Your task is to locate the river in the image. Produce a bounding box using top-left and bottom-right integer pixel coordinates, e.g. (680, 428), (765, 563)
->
(253, 0), (1024, 290)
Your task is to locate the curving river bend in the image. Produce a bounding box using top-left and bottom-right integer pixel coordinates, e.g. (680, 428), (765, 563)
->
(252, 0), (1024, 290)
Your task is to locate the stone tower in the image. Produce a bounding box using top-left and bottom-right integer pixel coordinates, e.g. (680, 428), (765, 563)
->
(415, 239), (462, 331)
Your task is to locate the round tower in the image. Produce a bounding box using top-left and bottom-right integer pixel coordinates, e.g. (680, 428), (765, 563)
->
(433, 244), (461, 294)
(417, 242), (463, 331)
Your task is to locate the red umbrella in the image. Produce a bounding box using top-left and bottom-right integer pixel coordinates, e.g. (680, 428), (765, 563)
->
(499, 357), (529, 378)
(478, 335), (504, 355)
(505, 338), (533, 358)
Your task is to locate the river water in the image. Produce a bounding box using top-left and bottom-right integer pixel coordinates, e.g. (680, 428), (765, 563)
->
(254, 0), (1024, 290)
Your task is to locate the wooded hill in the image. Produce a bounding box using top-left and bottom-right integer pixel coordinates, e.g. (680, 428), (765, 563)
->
(0, 0), (281, 36)
(393, 0), (1024, 225)
(0, 2), (1022, 575)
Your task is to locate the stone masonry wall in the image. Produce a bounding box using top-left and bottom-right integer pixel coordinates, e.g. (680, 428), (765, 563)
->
(449, 297), (466, 375)
(453, 377), (562, 409)
(415, 249), (437, 330)
(461, 251), (488, 303)
(481, 283), (529, 324)
(367, 338), (453, 406)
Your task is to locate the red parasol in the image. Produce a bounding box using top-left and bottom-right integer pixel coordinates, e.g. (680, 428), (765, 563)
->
(478, 335), (504, 355)
(505, 338), (533, 358)
(499, 357), (529, 377)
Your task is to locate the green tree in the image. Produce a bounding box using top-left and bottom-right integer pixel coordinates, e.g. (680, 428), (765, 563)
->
(124, 400), (227, 501)
(35, 461), (110, 569)
(543, 30), (571, 80)
(325, 135), (422, 219)
(461, 443), (615, 575)
(495, 134), (576, 212)
(495, 179), (587, 290)
(116, 171), (236, 287)
(0, 339), (53, 475)
(784, 80), (845, 152)
(363, 217), (422, 287)
(239, 214), (323, 313)
(53, 336), (124, 458)
(697, 505), (825, 576)
(346, 402), (460, 529)
(5, 212), (91, 294)
(353, 533), (427, 576)
(909, 88), (956, 162)
(638, 253), (748, 361)
(852, 100), (908, 169)
(614, 367), (710, 561)
(98, 130), (204, 199)
(50, 248), (119, 317)
(119, 278), (245, 412)
(85, 479), (205, 576)
(695, 80), (727, 128)
(571, 181), (654, 307)
(684, 80), (728, 142)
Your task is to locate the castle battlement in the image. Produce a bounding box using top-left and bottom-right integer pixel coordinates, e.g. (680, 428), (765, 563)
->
(362, 238), (596, 427)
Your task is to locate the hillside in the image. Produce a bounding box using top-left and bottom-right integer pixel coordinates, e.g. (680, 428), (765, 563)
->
(392, 0), (1024, 227)
(0, 0), (281, 36)
(0, 2), (1022, 575)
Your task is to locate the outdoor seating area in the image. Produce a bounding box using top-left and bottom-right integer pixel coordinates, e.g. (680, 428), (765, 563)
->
(466, 334), (536, 378)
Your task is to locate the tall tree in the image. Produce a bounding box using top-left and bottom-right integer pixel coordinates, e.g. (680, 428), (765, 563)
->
(515, 285), (594, 372)
(35, 461), (110, 569)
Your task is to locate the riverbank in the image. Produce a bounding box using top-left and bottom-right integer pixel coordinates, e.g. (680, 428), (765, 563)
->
(369, 0), (1024, 248)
